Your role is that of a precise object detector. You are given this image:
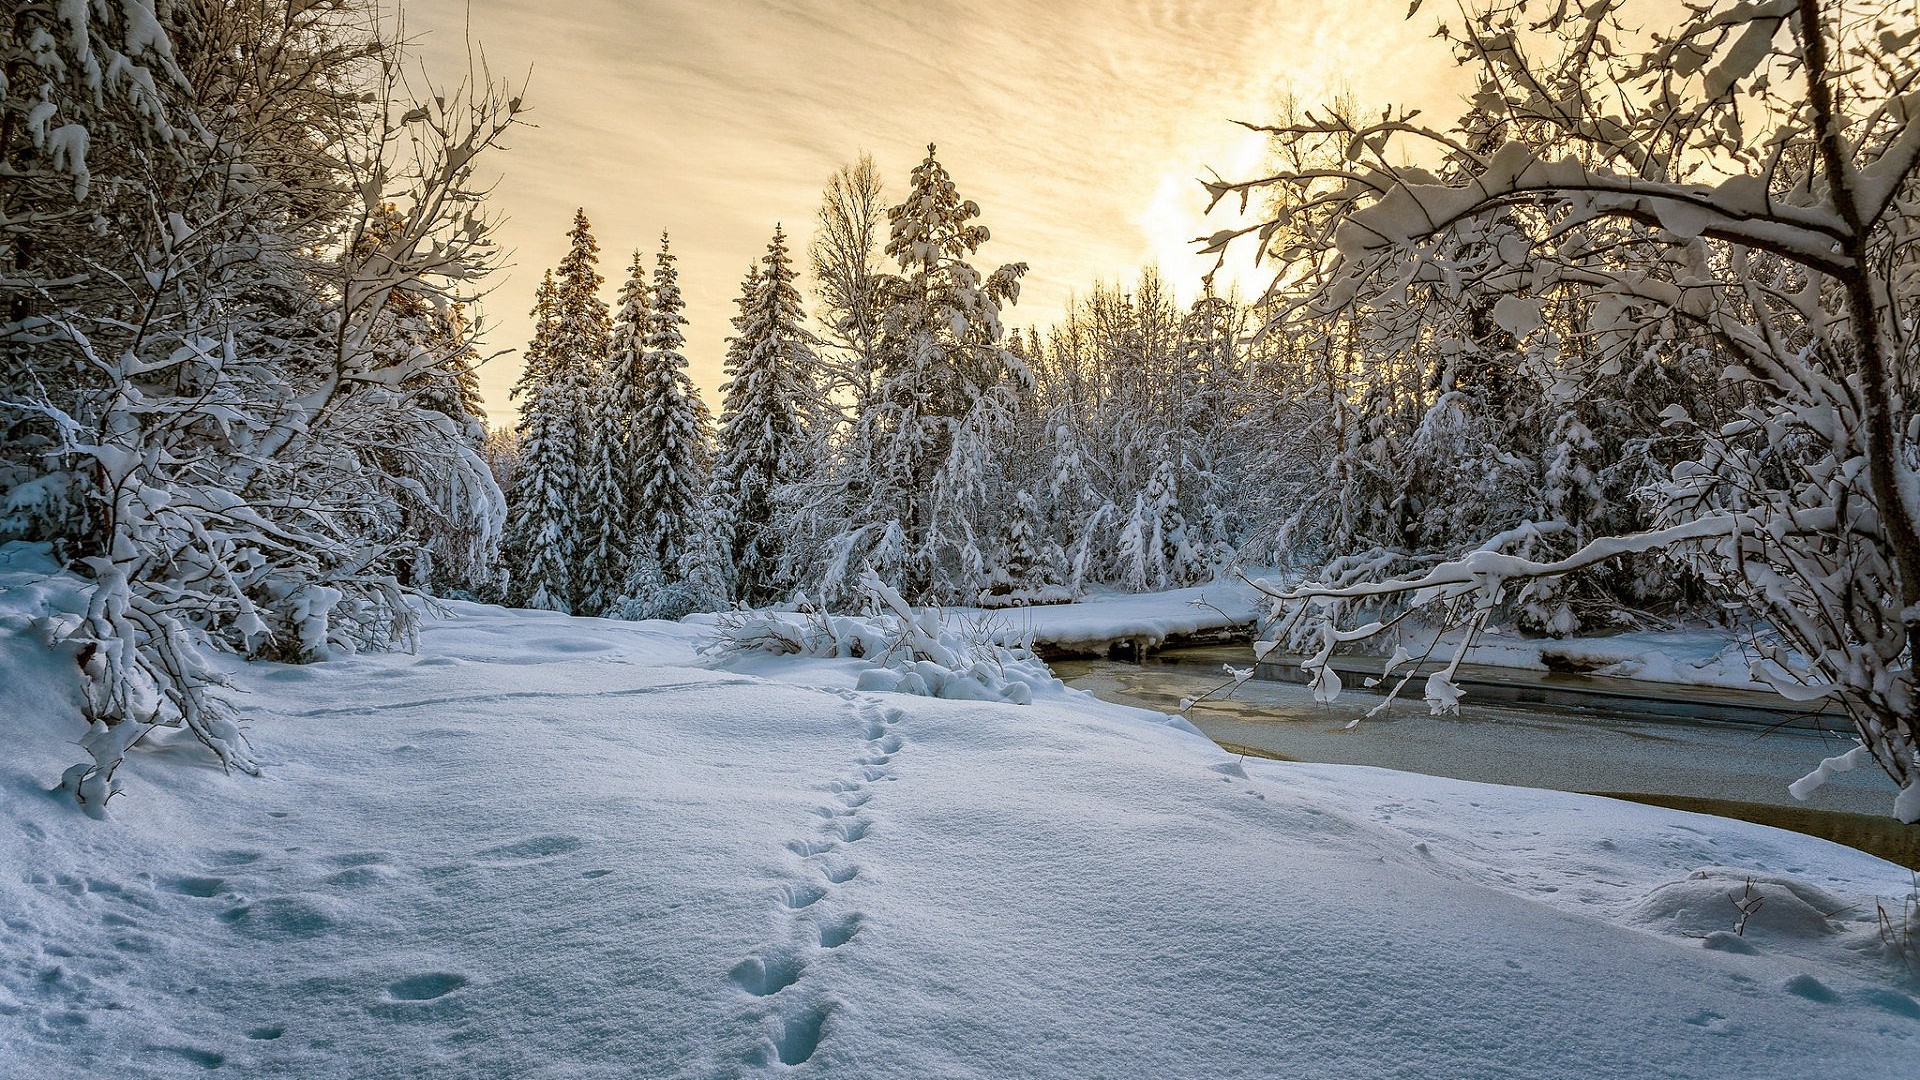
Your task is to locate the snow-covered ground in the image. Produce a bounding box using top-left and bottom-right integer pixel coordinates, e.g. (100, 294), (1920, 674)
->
(3, 570), (1918, 1077)
(1419, 622), (1789, 692)
(941, 576), (1272, 652)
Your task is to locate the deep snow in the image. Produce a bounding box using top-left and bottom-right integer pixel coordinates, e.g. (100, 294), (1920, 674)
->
(2, 564), (1918, 1077)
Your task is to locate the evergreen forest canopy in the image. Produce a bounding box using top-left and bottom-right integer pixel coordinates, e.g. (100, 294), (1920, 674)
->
(3, 0), (1920, 820)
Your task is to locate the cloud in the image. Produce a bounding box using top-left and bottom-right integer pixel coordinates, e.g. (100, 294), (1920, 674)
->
(404, 0), (1469, 422)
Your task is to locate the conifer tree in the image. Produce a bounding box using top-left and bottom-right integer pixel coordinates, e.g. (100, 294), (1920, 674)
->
(548, 210), (613, 608)
(511, 384), (579, 613)
(519, 270), (560, 385)
(504, 272), (575, 611)
(983, 488), (1066, 606)
(837, 144), (1027, 603)
(630, 233), (711, 576)
(708, 261), (763, 589)
(712, 226), (816, 605)
(577, 252), (650, 615)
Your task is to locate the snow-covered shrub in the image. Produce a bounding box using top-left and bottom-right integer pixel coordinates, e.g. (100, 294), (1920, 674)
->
(612, 548), (728, 623)
(706, 571), (1058, 705)
(1, 1), (521, 814)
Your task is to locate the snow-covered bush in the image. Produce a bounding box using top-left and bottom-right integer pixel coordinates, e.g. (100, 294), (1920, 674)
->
(1, 1), (520, 813)
(612, 547), (728, 623)
(706, 572), (1058, 705)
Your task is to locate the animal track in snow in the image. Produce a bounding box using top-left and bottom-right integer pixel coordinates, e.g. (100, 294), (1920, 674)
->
(816, 913), (861, 949)
(146, 1044), (226, 1070)
(473, 834), (584, 862)
(220, 893), (345, 939)
(160, 876), (227, 898)
(726, 696), (898, 1069)
(384, 972), (468, 1001)
(324, 864), (400, 889)
(781, 883), (827, 910)
(729, 953), (805, 997)
(829, 819), (870, 844)
(769, 1002), (831, 1066)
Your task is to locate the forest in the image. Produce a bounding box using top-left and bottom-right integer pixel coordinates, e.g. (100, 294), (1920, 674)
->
(3, 0), (1918, 823)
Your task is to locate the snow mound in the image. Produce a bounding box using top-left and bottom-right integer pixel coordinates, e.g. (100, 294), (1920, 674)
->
(707, 571), (1063, 705)
(1629, 867), (1849, 941)
(951, 574), (1274, 652)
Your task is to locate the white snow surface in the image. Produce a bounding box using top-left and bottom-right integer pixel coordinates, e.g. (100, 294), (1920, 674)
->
(1413, 621), (1791, 692)
(942, 576), (1271, 652)
(3, 565), (1918, 1077)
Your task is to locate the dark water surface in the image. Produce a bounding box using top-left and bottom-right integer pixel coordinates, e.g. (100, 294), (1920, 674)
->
(1055, 649), (1920, 866)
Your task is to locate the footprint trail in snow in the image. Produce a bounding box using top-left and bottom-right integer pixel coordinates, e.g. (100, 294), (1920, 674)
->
(725, 693), (905, 1070)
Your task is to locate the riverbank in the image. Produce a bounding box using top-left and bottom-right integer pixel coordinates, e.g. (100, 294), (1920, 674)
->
(1055, 654), (1916, 860)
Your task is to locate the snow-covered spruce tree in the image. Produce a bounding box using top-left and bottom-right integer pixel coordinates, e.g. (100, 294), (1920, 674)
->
(826, 144), (1028, 605)
(708, 260), (764, 603)
(623, 233), (713, 601)
(548, 210), (612, 610)
(1213, 0), (1920, 818)
(980, 488), (1068, 607)
(576, 251), (650, 616)
(0, 1), (520, 813)
(507, 384), (578, 614)
(712, 226), (817, 606)
(500, 213), (611, 614)
(502, 271), (572, 610)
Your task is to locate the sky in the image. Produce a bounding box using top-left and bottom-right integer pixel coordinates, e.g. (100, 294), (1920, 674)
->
(405, 0), (1471, 422)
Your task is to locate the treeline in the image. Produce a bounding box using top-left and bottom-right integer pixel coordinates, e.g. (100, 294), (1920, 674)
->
(495, 142), (1722, 635)
(492, 148), (1288, 616)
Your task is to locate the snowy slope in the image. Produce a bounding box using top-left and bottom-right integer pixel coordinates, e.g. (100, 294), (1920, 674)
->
(2, 577), (1917, 1078)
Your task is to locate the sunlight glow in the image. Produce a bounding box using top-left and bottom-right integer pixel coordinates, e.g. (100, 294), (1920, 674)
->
(405, 0), (1471, 419)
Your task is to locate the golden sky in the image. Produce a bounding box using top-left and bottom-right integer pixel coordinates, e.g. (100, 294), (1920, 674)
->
(407, 0), (1471, 422)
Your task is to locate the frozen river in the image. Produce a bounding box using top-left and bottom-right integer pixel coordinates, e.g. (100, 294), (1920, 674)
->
(1053, 651), (1899, 820)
